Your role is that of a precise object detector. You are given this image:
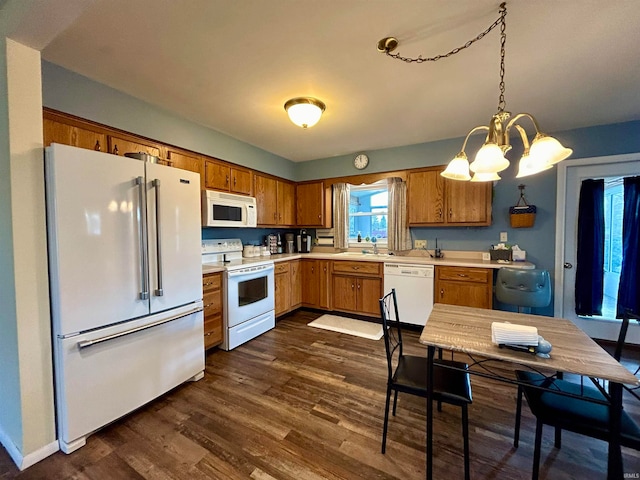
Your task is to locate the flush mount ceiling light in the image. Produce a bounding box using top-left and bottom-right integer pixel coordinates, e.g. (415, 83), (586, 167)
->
(378, 2), (572, 182)
(284, 97), (326, 129)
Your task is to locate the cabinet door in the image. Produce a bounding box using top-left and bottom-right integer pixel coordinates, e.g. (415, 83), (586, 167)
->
(408, 170), (444, 225)
(254, 174), (278, 225)
(332, 275), (357, 311)
(296, 181), (328, 227)
(277, 181), (296, 226)
(445, 179), (492, 225)
(231, 167), (252, 195)
(108, 135), (162, 158)
(167, 149), (203, 189)
(44, 118), (107, 152)
(318, 260), (331, 309)
(204, 160), (230, 191)
(290, 260), (302, 308)
(357, 277), (383, 315)
(275, 272), (291, 316)
(301, 260), (318, 306)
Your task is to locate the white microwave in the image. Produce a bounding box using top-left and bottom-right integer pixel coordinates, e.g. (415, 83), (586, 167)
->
(202, 190), (257, 228)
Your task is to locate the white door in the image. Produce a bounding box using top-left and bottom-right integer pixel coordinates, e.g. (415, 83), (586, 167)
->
(46, 144), (149, 335)
(146, 162), (202, 314)
(555, 153), (640, 341)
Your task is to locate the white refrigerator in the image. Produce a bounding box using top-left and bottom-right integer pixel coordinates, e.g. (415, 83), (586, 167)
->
(45, 143), (204, 453)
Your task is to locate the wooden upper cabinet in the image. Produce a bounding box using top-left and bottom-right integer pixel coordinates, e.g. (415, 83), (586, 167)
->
(204, 158), (252, 195)
(408, 169), (445, 225)
(296, 181), (331, 227)
(108, 134), (163, 160)
(444, 178), (491, 225)
(43, 115), (107, 152)
(254, 174), (278, 225)
(408, 167), (492, 226)
(277, 180), (296, 226)
(166, 148), (203, 188)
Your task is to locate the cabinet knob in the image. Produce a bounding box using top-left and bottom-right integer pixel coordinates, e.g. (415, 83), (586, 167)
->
(438, 208), (442, 218)
(113, 145), (119, 155)
(440, 289), (444, 298)
(352, 266), (359, 270)
(226, 175), (229, 185)
(449, 208), (453, 218)
(234, 176), (237, 186)
(94, 140), (101, 151)
(204, 303), (213, 308)
(204, 332), (212, 337)
(457, 273), (468, 278)
(351, 284), (355, 289)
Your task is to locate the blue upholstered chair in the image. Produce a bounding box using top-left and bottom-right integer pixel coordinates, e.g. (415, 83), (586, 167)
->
(495, 268), (551, 314)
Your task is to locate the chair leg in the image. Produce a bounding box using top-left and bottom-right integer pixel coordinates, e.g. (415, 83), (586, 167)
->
(392, 390), (399, 416)
(462, 404), (470, 480)
(554, 426), (562, 449)
(514, 385), (523, 448)
(532, 419), (543, 480)
(382, 386), (392, 454)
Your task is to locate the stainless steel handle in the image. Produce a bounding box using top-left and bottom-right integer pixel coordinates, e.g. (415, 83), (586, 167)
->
(78, 306), (203, 349)
(136, 176), (149, 300)
(153, 178), (164, 296)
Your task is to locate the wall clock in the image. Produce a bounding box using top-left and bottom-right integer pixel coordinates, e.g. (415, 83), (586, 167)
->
(354, 153), (369, 170)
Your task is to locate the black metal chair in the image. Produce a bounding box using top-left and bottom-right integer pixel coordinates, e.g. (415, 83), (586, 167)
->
(513, 311), (640, 480)
(379, 289), (473, 480)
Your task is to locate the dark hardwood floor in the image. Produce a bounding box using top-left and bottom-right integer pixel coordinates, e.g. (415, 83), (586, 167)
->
(2, 309), (640, 479)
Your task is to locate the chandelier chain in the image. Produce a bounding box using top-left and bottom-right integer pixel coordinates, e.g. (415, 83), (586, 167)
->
(497, 3), (507, 113)
(384, 3), (507, 64)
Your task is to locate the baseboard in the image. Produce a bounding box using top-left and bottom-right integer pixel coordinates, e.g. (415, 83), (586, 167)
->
(0, 425), (59, 470)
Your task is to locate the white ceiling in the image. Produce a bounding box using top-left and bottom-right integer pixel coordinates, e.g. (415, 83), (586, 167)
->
(18, 1), (640, 161)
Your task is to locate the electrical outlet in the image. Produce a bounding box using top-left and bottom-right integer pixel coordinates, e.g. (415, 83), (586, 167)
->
(500, 231), (508, 242)
(482, 252), (491, 261)
(414, 239), (427, 249)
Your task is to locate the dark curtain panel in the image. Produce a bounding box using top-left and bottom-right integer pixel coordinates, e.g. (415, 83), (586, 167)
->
(575, 179), (604, 316)
(617, 175), (640, 317)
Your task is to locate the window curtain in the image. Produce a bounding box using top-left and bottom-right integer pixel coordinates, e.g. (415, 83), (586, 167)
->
(617, 175), (640, 317)
(333, 183), (350, 249)
(387, 177), (411, 251)
(575, 179), (604, 316)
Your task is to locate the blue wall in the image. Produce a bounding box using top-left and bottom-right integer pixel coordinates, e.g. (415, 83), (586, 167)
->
(41, 62), (640, 316)
(41, 61), (297, 180)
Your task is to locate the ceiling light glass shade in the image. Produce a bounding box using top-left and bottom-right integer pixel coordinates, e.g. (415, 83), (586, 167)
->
(529, 134), (573, 166)
(470, 171), (501, 182)
(516, 152), (554, 178)
(469, 143), (510, 173)
(284, 97), (326, 128)
(440, 153), (471, 180)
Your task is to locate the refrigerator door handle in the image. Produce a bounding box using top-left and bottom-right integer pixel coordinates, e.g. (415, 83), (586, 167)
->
(136, 176), (149, 300)
(77, 305), (203, 349)
(152, 178), (164, 296)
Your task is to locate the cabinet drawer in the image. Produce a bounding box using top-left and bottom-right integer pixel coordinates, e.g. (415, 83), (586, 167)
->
(203, 291), (222, 315)
(202, 273), (221, 293)
(436, 266), (491, 283)
(204, 314), (222, 349)
(274, 262), (290, 274)
(332, 261), (382, 276)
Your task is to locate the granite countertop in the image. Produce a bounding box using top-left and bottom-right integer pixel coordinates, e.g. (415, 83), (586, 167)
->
(201, 250), (535, 273)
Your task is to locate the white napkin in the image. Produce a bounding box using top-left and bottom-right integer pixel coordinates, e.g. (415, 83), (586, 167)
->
(491, 322), (539, 346)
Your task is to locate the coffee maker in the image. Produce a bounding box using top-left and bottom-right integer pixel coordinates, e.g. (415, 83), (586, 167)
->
(297, 229), (311, 253)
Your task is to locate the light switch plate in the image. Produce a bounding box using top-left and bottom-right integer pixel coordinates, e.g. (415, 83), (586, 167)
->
(414, 239), (427, 249)
(500, 231), (508, 242)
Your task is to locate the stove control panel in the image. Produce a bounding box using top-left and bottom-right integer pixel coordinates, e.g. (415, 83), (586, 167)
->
(202, 238), (243, 254)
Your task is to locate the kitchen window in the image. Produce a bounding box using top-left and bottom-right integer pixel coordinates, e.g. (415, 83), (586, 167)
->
(349, 182), (388, 245)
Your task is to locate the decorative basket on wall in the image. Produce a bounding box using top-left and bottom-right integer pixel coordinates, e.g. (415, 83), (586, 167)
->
(509, 184), (536, 228)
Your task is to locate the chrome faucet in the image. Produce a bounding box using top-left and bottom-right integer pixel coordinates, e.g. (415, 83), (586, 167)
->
(372, 238), (379, 255)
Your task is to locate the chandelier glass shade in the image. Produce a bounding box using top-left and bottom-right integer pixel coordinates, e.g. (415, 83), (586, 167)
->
(284, 97), (326, 129)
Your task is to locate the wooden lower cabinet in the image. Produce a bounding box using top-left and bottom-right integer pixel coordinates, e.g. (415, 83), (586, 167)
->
(301, 259), (330, 309)
(435, 266), (493, 309)
(202, 272), (223, 349)
(331, 261), (383, 317)
(275, 260), (303, 317)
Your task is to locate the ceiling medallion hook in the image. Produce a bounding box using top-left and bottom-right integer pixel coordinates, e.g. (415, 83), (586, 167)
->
(377, 37), (398, 53)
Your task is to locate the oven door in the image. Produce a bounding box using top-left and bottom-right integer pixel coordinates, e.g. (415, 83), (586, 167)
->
(226, 264), (274, 327)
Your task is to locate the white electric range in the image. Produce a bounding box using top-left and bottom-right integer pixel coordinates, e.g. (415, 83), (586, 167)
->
(202, 239), (275, 350)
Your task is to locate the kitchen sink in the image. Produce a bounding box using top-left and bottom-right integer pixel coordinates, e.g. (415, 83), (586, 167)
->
(336, 251), (390, 257)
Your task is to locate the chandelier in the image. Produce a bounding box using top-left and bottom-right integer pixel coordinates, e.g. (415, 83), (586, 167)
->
(284, 97), (326, 129)
(377, 2), (572, 181)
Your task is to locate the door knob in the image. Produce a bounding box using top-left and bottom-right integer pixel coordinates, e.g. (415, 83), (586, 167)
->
(564, 262), (573, 269)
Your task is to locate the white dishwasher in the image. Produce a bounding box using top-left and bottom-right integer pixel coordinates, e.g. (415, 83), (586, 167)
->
(384, 263), (435, 326)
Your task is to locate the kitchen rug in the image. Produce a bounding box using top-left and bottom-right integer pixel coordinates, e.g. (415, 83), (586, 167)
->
(308, 314), (383, 340)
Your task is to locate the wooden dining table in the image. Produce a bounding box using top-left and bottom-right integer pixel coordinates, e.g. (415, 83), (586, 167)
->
(419, 303), (640, 480)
